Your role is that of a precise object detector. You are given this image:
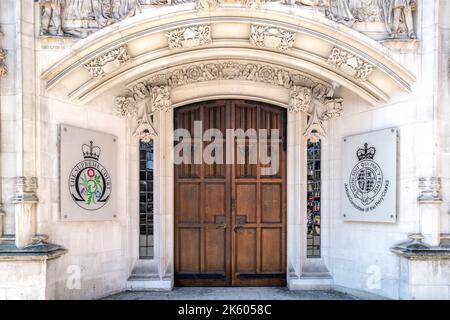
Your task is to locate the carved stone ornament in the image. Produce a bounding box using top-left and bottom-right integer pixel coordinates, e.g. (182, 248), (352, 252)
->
(39, 0), (142, 38)
(12, 177), (39, 204)
(328, 47), (373, 81)
(418, 177), (443, 204)
(83, 45), (131, 78)
(0, 30), (6, 78)
(133, 101), (158, 142)
(116, 61), (343, 140)
(166, 25), (212, 49)
(37, 0), (417, 41)
(0, 48), (6, 78)
(116, 83), (171, 139)
(302, 95), (343, 143)
(250, 25), (296, 51)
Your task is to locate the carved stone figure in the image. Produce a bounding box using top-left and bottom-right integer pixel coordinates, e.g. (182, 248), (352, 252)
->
(382, 0), (416, 39)
(111, 0), (141, 22)
(41, 0), (142, 38)
(289, 86), (312, 113)
(39, 0), (64, 36)
(326, 0), (355, 27)
(351, 0), (382, 22)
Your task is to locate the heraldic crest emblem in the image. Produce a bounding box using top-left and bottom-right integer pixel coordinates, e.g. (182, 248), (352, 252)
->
(348, 143), (383, 206)
(68, 140), (112, 211)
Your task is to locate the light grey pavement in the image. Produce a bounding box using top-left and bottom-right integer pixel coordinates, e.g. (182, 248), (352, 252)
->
(103, 287), (358, 300)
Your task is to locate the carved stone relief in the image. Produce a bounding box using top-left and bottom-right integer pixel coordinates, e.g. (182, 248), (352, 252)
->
(381, 0), (416, 39)
(0, 48), (6, 78)
(116, 60), (343, 140)
(418, 177), (443, 204)
(37, 0), (418, 42)
(250, 25), (296, 51)
(298, 86), (343, 142)
(39, 0), (142, 38)
(166, 25), (212, 49)
(327, 47), (373, 81)
(0, 30), (6, 78)
(12, 177), (39, 204)
(83, 45), (131, 78)
(116, 82), (171, 140)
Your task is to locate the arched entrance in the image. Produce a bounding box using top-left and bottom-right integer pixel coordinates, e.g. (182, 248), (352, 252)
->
(39, 4), (416, 292)
(174, 100), (287, 286)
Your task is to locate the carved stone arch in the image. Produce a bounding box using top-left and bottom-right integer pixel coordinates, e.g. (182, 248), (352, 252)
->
(42, 5), (415, 109)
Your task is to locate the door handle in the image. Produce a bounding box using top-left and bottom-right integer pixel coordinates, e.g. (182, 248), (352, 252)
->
(233, 225), (243, 232)
(216, 224), (227, 229)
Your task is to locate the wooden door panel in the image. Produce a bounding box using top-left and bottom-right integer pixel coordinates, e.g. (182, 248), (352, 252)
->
(261, 183), (282, 223)
(178, 228), (201, 273)
(235, 228), (257, 273)
(204, 183), (226, 223)
(235, 183), (257, 223)
(204, 228), (227, 272)
(261, 228), (282, 272)
(178, 183), (200, 223)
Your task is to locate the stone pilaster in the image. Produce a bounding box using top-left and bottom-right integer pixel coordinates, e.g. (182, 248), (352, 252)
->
(0, 26), (6, 235)
(12, 1), (39, 248)
(417, 177), (443, 247)
(12, 177), (38, 248)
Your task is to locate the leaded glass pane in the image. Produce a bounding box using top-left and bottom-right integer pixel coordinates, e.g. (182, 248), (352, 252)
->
(307, 140), (321, 258)
(139, 140), (154, 259)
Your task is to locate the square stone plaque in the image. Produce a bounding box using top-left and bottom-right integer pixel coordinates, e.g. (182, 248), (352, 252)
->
(60, 125), (117, 221)
(341, 128), (398, 223)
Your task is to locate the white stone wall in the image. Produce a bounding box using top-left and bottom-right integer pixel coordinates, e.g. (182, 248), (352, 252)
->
(0, 0), (449, 300)
(36, 89), (132, 299)
(0, 260), (47, 299)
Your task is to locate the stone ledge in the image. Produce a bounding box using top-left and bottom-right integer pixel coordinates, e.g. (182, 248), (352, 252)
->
(0, 241), (67, 261)
(391, 246), (450, 261)
(391, 234), (450, 261)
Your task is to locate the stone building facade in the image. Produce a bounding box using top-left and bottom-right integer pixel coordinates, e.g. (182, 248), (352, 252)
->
(0, 0), (449, 300)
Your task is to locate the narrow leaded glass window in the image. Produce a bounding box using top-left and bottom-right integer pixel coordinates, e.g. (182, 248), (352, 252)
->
(139, 140), (154, 259)
(307, 140), (321, 258)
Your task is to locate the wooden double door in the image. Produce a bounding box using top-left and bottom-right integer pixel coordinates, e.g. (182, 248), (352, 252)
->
(174, 100), (287, 286)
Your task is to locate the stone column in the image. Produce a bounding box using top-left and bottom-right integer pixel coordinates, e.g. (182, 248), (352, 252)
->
(0, 26), (7, 237)
(417, 177), (443, 246)
(13, 0), (39, 248)
(414, 0), (441, 247)
(158, 107), (174, 282)
(286, 109), (305, 283)
(12, 177), (38, 247)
